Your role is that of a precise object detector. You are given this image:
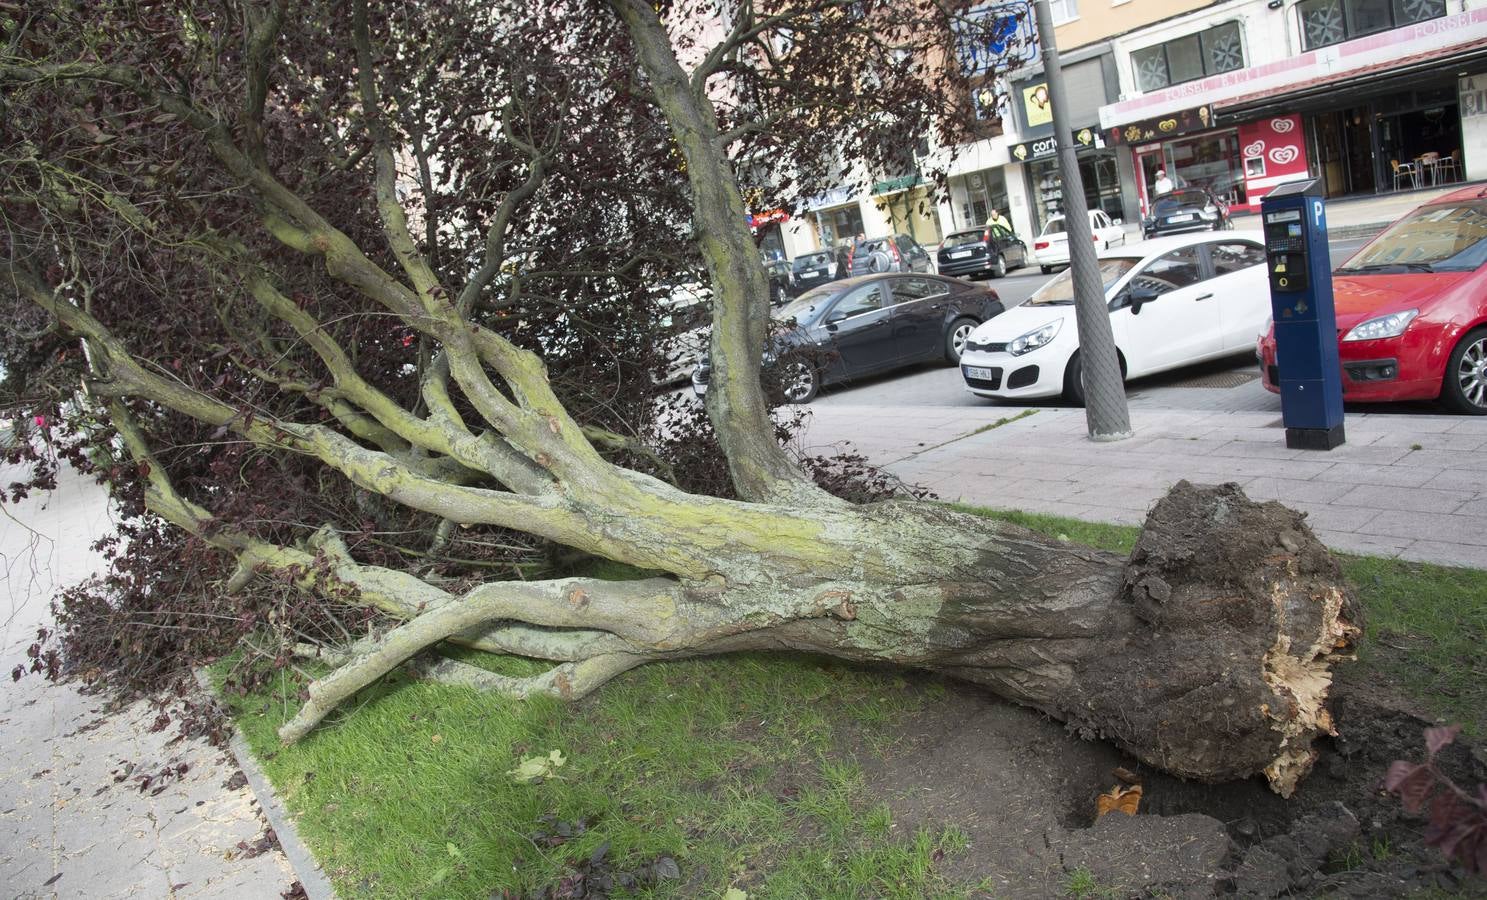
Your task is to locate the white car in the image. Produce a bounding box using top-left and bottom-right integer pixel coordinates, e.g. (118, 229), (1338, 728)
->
(1031, 209), (1127, 273)
(959, 232), (1271, 404)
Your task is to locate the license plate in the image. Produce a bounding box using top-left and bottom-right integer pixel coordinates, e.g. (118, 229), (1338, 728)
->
(949, 250), (973, 259)
(799, 271), (821, 280)
(1167, 214), (1194, 223)
(963, 365), (995, 380)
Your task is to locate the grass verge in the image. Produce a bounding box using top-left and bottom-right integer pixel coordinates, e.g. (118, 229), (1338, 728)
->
(215, 505), (1486, 897)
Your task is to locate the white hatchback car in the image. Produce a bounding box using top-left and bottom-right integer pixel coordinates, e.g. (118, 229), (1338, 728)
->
(1030, 209), (1128, 273)
(959, 232), (1271, 404)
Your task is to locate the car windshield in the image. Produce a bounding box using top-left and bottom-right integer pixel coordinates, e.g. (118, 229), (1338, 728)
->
(943, 229), (987, 247)
(774, 284), (842, 323)
(1024, 258), (1139, 305)
(1153, 191), (1209, 213)
(1338, 199), (1487, 273)
(1039, 219), (1066, 237)
(792, 251), (834, 270)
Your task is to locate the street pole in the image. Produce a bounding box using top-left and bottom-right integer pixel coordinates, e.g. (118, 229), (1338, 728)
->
(1031, 0), (1132, 441)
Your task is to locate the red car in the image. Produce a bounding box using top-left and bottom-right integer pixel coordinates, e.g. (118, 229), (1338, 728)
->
(1258, 185), (1487, 414)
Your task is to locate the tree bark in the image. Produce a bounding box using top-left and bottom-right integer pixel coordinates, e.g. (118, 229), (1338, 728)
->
(275, 475), (1356, 797)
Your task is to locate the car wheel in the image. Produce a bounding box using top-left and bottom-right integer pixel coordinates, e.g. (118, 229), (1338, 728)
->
(781, 359), (819, 404)
(1443, 327), (1487, 415)
(1062, 352), (1086, 406)
(1040, 265), (1052, 275)
(945, 317), (977, 364)
(991, 254), (1006, 278)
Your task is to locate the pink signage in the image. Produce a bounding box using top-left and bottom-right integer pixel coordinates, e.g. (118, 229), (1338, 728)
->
(1235, 115), (1309, 212)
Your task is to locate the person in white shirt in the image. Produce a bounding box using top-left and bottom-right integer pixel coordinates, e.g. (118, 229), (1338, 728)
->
(1153, 169), (1175, 195)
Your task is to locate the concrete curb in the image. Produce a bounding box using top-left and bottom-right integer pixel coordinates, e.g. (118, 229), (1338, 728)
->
(1326, 222), (1388, 241)
(193, 669), (338, 899)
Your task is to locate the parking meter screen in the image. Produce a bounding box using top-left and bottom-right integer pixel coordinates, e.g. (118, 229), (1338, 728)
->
(1264, 211), (1308, 293)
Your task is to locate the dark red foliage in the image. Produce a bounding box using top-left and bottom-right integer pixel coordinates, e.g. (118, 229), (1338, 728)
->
(1384, 725), (1487, 876)
(1, 0), (956, 703)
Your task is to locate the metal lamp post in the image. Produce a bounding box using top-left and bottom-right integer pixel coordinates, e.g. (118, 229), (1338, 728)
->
(1030, 0), (1132, 441)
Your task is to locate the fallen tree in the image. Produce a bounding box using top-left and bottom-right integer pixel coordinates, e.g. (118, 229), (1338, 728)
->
(1, 0), (1357, 796)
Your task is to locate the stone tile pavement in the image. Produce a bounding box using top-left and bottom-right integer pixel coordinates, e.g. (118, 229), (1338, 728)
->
(793, 404), (1487, 570)
(1, 461), (296, 899)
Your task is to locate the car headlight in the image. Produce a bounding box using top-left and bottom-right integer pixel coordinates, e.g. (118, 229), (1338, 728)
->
(1009, 319), (1062, 356)
(1343, 308), (1418, 342)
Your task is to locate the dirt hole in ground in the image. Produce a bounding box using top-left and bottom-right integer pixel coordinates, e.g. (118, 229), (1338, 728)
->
(849, 671), (1486, 898)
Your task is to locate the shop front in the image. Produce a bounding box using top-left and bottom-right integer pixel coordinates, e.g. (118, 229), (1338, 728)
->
(1101, 5), (1487, 202)
(947, 167), (1011, 234)
(1007, 48), (1129, 232)
(747, 208), (791, 260)
(1230, 79), (1468, 199)
(873, 174), (942, 247)
(1010, 129), (1124, 232)
(802, 188), (867, 251)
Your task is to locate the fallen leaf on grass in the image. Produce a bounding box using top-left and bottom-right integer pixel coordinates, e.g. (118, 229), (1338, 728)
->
(507, 749), (566, 783)
(1096, 783), (1142, 818)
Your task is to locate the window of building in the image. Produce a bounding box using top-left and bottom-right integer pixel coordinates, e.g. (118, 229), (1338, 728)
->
(1050, 0), (1078, 23)
(1298, 0), (1445, 49)
(1132, 22), (1245, 92)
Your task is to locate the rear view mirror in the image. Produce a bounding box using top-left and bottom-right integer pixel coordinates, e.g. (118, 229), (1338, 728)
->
(1112, 218), (1123, 226)
(1128, 284), (1160, 313)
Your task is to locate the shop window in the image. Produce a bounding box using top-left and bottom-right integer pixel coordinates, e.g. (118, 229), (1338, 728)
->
(1132, 22), (1244, 92)
(1299, 0), (1444, 49)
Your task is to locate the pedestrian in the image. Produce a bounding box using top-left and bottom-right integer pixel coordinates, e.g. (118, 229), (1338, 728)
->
(984, 208), (1011, 233)
(1154, 168), (1174, 195)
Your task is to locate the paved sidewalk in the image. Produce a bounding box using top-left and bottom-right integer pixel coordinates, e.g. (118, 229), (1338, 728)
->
(1231, 183), (1466, 239)
(1, 462), (295, 899)
(794, 404), (1487, 569)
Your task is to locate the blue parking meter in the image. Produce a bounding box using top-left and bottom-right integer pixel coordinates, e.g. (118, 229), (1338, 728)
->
(1261, 180), (1345, 451)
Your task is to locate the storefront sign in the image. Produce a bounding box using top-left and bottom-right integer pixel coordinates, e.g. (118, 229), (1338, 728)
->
(747, 209), (790, 228)
(1100, 7), (1487, 129)
(803, 188), (854, 211)
(1022, 83), (1052, 128)
(1236, 115), (1310, 210)
(871, 174), (924, 195)
(1106, 106), (1214, 146)
(1010, 127), (1106, 162)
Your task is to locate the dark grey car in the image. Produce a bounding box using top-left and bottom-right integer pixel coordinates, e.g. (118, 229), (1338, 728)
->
(691, 273), (1004, 402)
(790, 247), (850, 295)
(848, 234), (933, 276)
(936, 225), (1028, 279)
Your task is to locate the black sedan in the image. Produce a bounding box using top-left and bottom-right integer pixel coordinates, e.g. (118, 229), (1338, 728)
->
(1142, 188), (1231, 238)
(936, 225), (1028, 279)
(691, 274), (1004, 402)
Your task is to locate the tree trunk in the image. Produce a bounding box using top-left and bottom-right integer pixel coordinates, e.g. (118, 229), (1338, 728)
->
(283, 479), (1357, 798)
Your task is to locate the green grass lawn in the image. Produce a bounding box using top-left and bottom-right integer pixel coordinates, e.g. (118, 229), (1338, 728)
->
(216, 507), (1487, 899)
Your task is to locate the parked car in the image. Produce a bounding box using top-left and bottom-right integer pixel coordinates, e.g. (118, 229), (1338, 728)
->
(1258, 185), (1487, 414)
(936, 225), (1028, 279)
(763, 256), (793, 305)
(655, 282), (711, 386)
(692, 273), (1003, 402)
(1030, 209), (1127, 274)
(847, 234), (933, 276)
(960, 232), (1270, 404)
(1142, 187), (1231, 238)
(790, 246), (850, 294)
